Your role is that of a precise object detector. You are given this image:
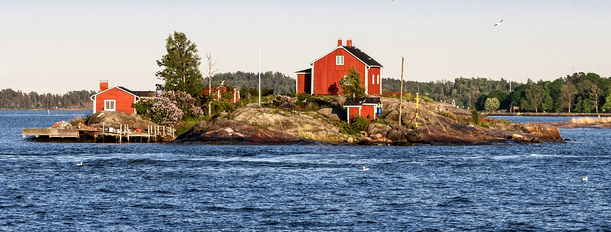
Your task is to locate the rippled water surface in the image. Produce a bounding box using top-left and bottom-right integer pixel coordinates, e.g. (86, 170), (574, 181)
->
(1, 111), (611, 231)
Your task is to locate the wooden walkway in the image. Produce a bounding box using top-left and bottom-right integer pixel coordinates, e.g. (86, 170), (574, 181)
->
(23, 124), (175, 143)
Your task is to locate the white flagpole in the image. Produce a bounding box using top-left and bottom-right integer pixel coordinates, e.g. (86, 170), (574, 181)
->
(258, 51), (261, 106)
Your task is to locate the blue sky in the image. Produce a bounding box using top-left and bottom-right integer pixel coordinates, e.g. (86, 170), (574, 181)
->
(1, 0), (610, 94)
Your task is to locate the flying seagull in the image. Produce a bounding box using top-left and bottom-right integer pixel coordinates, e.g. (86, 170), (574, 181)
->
(494, 19), (503, 26)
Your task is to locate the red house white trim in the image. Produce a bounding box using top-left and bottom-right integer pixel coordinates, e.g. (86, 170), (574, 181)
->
(90, 80), (156, 114)
(295, 39), (383, 95)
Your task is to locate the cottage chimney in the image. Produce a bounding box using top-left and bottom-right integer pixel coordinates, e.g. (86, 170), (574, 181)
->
(99, 80), (108, 92)
(346, 39), (353, 47)
(337, 38), (343, 47)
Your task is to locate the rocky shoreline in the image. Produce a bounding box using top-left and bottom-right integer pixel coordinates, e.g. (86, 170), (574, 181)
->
(173, 97), (565, 146)
(61, 96), (575, 146)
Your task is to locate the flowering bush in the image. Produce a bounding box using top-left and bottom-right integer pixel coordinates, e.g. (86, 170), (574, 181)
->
(134, 91), (202, 126)
(267, 94), (291, 107)
(148, 96), (184, 125)
(162, 91), (204, 118)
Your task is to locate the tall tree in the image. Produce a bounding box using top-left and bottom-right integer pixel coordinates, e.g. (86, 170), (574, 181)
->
(521, 85), (544, 112)
(204, 52), (218, 116)
(156, 31), (204, 101)
(484, 97), (500, 112)
(559, 84), (577, 113)
(601, 92), (611, 112)
(591, 85), (602, 113)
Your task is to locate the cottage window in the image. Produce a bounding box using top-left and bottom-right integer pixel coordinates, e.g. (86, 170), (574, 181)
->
(336, 56), (344, 65)
(104, 100), (116, 111)
(377, 75), (380, 84)
(372, 75), (375, 84)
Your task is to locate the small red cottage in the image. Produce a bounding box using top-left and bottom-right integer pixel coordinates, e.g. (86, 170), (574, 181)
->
(295, 39), (383, 95)
(343, 97), (383, 123)
(203, 86), (241, 103)
(90, 81), (157, 114)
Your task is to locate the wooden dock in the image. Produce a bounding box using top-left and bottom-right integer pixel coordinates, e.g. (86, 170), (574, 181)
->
(23, 124), (175, 143)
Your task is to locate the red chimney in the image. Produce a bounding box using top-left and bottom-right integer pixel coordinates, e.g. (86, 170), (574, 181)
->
(346, 39), (352, 47)
(337, 38), (342, 47)
(99, 80), (108, 92)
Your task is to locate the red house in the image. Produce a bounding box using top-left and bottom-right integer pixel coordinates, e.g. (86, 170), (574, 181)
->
(90, 81), (157, 114)
(295, 39), (383, 95)
(343, 97), (383, 123)
(203, 86), (241, 103)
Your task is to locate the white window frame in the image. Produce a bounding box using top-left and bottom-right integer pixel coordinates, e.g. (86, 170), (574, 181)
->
(336, 55), (344, 65)
(372, 74), (375, 84)
(104, 100), (116, 111)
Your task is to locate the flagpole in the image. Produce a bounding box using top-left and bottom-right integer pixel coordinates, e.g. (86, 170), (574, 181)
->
(399, 56), (404, 127)
(258, 51), (261, 106)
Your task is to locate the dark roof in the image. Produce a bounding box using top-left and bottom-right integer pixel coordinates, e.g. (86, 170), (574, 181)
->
(344, 97), (381, 106)
(118, 87), (157, 97)
(342, 46), (383, 67)
(294, 68), (312, 74)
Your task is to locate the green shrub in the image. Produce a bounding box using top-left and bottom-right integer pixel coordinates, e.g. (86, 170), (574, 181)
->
(471, 108), (480, 125)
(341, 116), (369, 135)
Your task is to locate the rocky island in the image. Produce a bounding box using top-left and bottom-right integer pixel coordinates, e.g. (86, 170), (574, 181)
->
(173, 96), (563, 145)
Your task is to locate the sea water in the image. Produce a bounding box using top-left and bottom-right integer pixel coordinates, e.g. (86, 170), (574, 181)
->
(1, 110), (610, 231)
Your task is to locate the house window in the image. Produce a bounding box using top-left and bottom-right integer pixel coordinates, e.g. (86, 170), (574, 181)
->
(104, 100), (116, 111)
(377, 75), (380, 84)
(372, 74), (375, 84)
(336, 56), (344, 65)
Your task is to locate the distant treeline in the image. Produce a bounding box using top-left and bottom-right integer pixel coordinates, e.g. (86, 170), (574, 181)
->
(0, 89), (95, 110)
(5, 71), (610, 113)
(383, 72), (611, 113)
(207, 71), (296, 95)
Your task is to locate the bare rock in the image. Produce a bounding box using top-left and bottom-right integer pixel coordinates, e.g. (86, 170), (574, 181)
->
(232, 104), (340, 137)
(317, 108), (341, 121)
(521, 123), (562, 140)
(175, 118), (301, 144)
(87, 111), (157, 130)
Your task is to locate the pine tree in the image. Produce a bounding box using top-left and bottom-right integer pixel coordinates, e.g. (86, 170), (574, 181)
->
(156, 31), (204, 101)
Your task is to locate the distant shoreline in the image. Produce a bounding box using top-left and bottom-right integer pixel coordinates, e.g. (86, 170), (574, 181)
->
(488, 112), (611, 117)
(0, 108), (91, 111)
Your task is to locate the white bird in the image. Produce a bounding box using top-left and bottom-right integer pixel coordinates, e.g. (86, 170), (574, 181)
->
(582, 176), (588, 181)
(362, 166), (370, 171)
(76, 162), (83, 166)
(494, 19), (503, 26)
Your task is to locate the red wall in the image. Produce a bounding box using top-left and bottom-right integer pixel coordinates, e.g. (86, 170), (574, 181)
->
(313, 49), (367, 95)
(347, 106), (361, 123)
(95, 88), (136, 114)
(361, 105), (376, 121)
(296, 73), (311, 94)
(367, 67), (381, 95)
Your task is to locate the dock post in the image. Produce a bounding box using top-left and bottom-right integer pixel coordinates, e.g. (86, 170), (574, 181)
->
(126, 124), (130, 142)
(102, 122), (105, 143)
(147, 125), (150, 143)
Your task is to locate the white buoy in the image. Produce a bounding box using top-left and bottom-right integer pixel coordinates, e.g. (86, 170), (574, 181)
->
(362, 166), (370, 171)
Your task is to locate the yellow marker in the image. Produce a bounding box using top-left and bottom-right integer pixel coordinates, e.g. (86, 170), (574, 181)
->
(415, 93), (420, 128)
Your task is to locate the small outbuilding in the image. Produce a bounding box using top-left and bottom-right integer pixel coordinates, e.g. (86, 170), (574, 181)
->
(203, 86), (241, 103)
(343, 97), (383, 123)
(90, 81), (156, 114)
